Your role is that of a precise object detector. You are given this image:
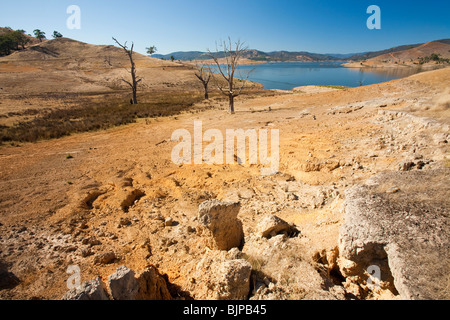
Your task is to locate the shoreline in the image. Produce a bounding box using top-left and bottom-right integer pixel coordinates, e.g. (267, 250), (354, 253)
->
(342, 61), (449, 69)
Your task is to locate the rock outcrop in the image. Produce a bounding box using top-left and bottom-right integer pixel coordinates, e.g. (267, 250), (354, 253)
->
(63, 265), (172, 300)
(135, 266), (173, 300)
(256, 215), (299, 239)
(339, 169), (450, 300)
(107, 266), (140, 300)
(197, 200), (244, 251)
(62, 277), (109, 300)
(186, 249), (252, 300)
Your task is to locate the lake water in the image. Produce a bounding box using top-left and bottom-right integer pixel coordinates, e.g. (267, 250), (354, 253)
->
(217, 62), (423, 90)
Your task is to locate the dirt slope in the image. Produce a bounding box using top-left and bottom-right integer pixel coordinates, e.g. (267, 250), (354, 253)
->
(371, 41), (450, 62)
(345, 41), (450, 68)
(0, 37), (202, 94)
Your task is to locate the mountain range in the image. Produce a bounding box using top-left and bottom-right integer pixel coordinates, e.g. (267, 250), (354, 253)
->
(153, 39), (450, 62)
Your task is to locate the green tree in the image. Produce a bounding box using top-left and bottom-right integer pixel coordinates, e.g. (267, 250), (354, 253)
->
(52, 31), (63, 39)
(33, 29), (46, 42)
(430, 53), (441, 62)
(16, 30), (29, 49)
(0, 29), (29, 56)
(146, 45), (157, 56)
(170, 55), (175, 62)
(0, 34), (14, 56)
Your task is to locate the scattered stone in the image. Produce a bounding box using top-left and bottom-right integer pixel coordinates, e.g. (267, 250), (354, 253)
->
(119, 217), (131, 226)
(197, 200), (244, 251)
(164, 217), (174, 227)
(152, 214), (165, 221)
(94, 251), (116, 265)
(256, 215), (299, 239)
(398, 161), (415, 171)
(109, 233), (118, 240)
(387, 187), (400, 194)
(415, 160), (426, 170)
(286, 192), (298, 201)
(108, 266), (139, 300)
(62, 277), (109, 300)
(81, 247), (93, 257)
(160, 237), (177, 248)
(79, 221), (88, 230)
(64, 245), (78, 253)
(81, 237), (101, 246)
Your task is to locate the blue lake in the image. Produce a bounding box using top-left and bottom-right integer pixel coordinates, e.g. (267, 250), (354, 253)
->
(216, 62), (423, 90)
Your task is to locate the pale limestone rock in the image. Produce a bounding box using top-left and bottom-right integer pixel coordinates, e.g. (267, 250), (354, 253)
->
(198, 200), (244, 250)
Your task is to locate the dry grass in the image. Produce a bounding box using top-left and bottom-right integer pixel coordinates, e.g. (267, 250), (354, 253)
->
(0, 87), (279, 145)
(0, 91), (207, 143)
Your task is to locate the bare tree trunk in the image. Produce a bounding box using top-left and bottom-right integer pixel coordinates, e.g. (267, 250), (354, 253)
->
(112, 37), (142, 105)
(228, 94), (235, 114)
(207, 37), (253, 114)
(195, 65), (211, 100)
(203, 83), (209, 100)
(130, 57), (138, 104)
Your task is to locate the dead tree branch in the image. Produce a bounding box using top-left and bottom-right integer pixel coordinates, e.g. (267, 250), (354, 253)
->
(112, 37), (141, 104)
(195, 65), (212, 100)
(207, 37), (253, 114)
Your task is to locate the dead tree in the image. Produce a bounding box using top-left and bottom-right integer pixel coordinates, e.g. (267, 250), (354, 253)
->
(112, 37), (142, 104)
(207, 38), (252, 114)
(195, 65), (211, 100)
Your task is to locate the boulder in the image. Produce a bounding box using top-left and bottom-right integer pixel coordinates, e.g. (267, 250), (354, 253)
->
(107, 266), (139, 300)
(107, 265), (172, 300)
(63, 265), (172, 300)
(256, 215), (299, 239)
(339, 169), (450, 299)
(62, 277), (109, 300)
(135, 266), (172, 300)
(0, 262), (19, 290)
(94, 251), (116, 265)
(198, 200), (244, 250)
(187, 250), (252, 300)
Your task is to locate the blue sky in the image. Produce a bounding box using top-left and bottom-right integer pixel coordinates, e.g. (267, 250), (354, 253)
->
(1, 0), (449, 55)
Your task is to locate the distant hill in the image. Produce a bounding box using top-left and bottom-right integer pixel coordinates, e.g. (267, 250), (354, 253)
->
(154, 50), (339, 62)
(0, 37), (202, 94)
(155, 39), (450, 63)
(153, 50), (268, 61)
(325, 53), (367, 59)
(346, 43), (424, 61)
(369, 40), (450, 62)
(346, 39), (450, 61)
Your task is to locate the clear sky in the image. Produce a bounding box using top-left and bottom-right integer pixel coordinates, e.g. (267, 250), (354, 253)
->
(1, 0), (449, 55)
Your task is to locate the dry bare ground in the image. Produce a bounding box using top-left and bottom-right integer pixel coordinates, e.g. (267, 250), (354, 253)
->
(0, 39), (449, 300)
